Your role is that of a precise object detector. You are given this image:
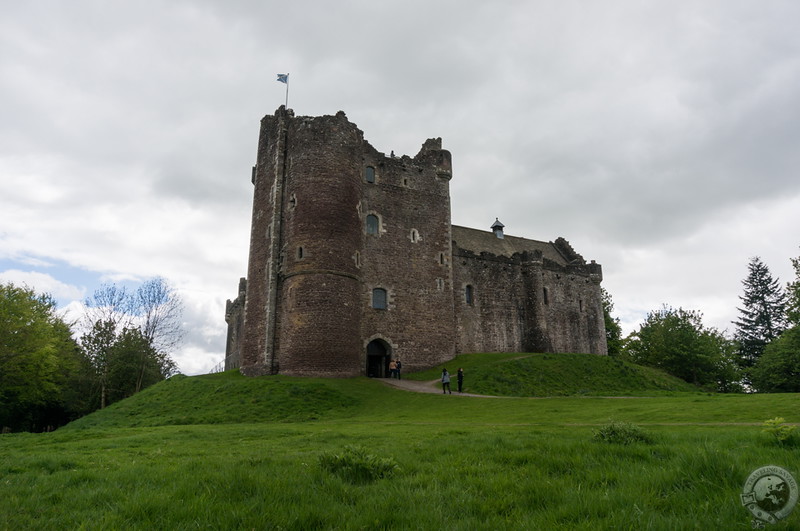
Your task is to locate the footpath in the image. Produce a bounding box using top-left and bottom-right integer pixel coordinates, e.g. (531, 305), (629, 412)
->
(380, 377), (500, 398)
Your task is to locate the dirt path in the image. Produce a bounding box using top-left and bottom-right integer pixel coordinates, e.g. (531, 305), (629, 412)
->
(380, 377), (500, 398)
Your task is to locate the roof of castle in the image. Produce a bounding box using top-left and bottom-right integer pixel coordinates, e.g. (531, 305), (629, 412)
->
(451, 225), (570, 265)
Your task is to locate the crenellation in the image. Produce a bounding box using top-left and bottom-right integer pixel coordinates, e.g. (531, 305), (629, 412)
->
(226, 108), (607, 377)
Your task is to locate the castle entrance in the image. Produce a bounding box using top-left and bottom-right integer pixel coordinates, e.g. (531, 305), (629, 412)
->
(366, 339), (391, 378)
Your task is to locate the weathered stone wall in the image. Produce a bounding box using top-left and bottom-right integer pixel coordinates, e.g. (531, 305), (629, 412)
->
(360, 139), (456, 374)
(224, 277), (247, 370)
(273, 112), (364, 376)
(452, 246), (607, 356)
(229, 107), (607, 378)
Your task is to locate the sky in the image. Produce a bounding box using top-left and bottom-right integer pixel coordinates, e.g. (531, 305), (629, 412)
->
(2, 1), (799, 375)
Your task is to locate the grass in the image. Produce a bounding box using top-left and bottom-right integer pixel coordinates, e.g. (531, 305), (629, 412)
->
(406, 352), (699, 396)
(1, 355), (799, 529)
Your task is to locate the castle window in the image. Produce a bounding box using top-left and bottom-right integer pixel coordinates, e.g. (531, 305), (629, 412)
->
(410, 229), (419, 243)
(365, 166), (375, 184)
(439, 252), (446, 265)
(543, 287), (549, 305)
(436, 278), (444, 290)
(355, 251), (362, 268)
(402, 177), (409, 187)
(579, 299), (583, 312)
(366, 214), (379, 235)
(289, 193), (297, 210)
(297, 246), (304, 260)
(465, 285), (474, 305)
(372, 288), (387, 310)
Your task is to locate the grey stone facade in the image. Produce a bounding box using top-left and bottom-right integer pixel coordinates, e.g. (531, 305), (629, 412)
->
(225, 107), (607, 376)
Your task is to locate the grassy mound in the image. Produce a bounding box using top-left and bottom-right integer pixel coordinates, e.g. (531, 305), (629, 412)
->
(406, 352), (699, 396)
(63, 371), (361, 430)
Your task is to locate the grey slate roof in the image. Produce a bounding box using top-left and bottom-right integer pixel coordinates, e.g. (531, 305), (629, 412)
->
(451, 225), (569, 265)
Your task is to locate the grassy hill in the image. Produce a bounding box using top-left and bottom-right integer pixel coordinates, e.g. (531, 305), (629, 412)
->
(2, 354), (799, 530)
(407, 352), (699, 396)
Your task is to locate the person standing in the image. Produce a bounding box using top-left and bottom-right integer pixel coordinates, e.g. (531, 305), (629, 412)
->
(457, 368), (464, 393)
(441, 368), (451, 394)
(388, 359), (397, 379)
(395, 359), (402, 380)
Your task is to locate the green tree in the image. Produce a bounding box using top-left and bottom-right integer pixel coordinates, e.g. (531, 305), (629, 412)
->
(0, 283), (82, 431)
(601, 287), (623, 356)
(624, 305), (739, 390)
(79, 278), (181, 409)
(786, 248), (800, 327)
(733, 257), (787, 373)
(750, 327), (800, 392)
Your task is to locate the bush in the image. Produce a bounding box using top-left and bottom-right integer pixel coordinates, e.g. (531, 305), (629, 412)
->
(761, 417), (797, 445)
(592, 421), (653, 445)
(318, 445), (399, 484)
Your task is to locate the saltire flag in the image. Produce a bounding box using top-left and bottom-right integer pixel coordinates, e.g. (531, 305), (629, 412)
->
(277, 73), (288, 84)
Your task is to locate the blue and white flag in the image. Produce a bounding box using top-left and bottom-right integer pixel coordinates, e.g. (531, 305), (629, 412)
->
(277, 73), (288, 84)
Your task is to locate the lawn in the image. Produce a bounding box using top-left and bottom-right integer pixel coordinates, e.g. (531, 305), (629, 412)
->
(1, 360), (798, 530)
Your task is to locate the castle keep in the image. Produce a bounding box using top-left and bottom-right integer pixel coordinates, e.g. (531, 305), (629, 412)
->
(225, 107), (607, 377)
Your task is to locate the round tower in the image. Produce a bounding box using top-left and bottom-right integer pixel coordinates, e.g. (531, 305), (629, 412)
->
(274, 111), (364, 376)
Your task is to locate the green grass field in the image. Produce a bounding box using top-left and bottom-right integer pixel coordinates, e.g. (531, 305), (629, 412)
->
(1, 353), (799, 530)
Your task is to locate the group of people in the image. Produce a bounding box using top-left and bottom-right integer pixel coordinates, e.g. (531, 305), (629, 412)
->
(388, 359), (402, 379)
(440, 367), (464, 394)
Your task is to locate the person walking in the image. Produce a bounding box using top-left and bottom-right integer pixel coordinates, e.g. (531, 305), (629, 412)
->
(441, 368), (451, 394)
(457, 367), (464, 393)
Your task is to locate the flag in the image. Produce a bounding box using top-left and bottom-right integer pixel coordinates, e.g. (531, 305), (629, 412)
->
(277, 73), (288, 84)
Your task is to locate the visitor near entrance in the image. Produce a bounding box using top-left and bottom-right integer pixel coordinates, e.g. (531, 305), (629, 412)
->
(441, 368), (452, 394)
(457, 368), (464, 393)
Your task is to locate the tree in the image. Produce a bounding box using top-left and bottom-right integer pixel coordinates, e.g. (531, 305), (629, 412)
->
(786, 248), (800, 327)
(750, 327), (800, 392)
(733, 257), (787, 372)
(624, 305), (739, 390)
(79, 278), (182, 408)
(601, 287), (623, 356)
(0, 283), (82, 431)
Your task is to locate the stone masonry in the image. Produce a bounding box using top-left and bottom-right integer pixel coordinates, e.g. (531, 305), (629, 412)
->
(225, 107), (607, 377)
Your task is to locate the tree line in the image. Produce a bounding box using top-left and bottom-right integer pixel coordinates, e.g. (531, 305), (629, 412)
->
(604, 249), (800, 393)
(0, 278), (182, 432)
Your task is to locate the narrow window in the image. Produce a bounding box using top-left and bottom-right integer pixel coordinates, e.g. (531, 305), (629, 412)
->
(543, 287), (549, 305)
(288, 193), (297, 210)
(439, 252), (445, 265)
(410, 229), (419, 243)
(366, 214), (379, 235)
(365, 166), (375, 183)
(354, 251), (361, 268)
(402, 177), (409, 187)
(297, 246), (304, 259)
(372, 288), (387, 309)
(579, 299), (583, 312)
(465, 285), (474, 305)
(436, 278), (444, 290)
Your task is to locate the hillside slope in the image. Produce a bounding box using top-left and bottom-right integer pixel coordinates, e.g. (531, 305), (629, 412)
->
(62, 353), (700, 431)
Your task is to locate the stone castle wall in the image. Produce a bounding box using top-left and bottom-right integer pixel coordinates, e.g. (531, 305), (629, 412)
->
(227, 107), (607, 377)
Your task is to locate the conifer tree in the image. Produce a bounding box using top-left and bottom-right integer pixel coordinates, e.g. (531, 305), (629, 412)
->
(786, 248), (800, 327)
(733, 257), (786, 371)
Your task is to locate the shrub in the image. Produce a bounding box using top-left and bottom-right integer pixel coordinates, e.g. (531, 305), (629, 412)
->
(761, 417), (797, 444)
(592, 421), (652, 445)
(318, 445), (399, 484)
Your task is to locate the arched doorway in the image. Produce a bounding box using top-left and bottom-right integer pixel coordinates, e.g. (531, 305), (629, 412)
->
(366, 339), (391, 378)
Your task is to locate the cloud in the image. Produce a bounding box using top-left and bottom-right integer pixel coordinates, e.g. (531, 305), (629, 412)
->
(2, 1), (799, 374)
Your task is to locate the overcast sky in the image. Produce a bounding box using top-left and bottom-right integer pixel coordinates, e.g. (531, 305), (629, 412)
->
(2, 1), (799, 375)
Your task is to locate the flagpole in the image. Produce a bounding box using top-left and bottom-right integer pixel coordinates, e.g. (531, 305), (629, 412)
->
(277, 73), (290, 109)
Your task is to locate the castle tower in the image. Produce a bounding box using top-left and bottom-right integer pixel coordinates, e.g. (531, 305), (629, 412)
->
(240, 108), (364, 376)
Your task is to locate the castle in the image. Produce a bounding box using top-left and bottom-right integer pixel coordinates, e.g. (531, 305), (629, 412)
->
(225, 107), (607, 377)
